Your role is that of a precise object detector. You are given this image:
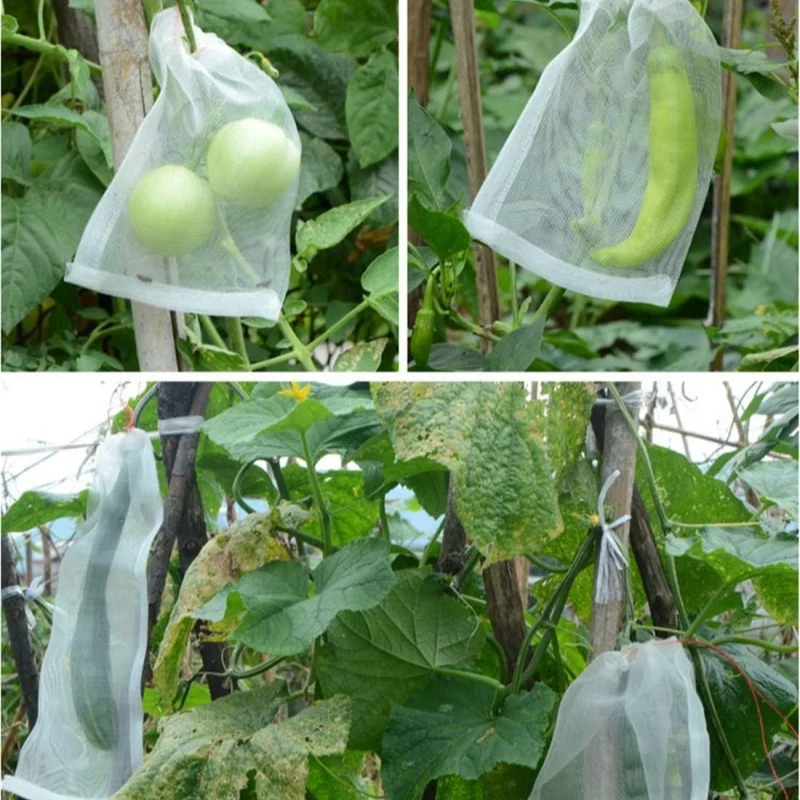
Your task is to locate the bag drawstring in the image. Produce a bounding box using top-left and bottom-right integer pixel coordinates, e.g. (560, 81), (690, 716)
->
(594, 468), (631, 604)
(1, 576), (53, 630)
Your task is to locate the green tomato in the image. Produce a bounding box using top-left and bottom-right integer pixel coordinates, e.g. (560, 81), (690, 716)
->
(128, 165), (216, 257)
(206, 118), (300, 207)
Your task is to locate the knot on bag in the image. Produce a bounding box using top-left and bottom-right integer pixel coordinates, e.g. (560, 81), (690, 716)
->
(1, 576), (53, 629)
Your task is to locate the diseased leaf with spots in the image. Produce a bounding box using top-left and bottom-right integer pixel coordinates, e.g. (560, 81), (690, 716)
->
(152, 511), (294, 706)
(373, 383), (562, 564)
(193, 539), (396, 657)
(637, 444), (751, 526)
(114, 686), (351, 800)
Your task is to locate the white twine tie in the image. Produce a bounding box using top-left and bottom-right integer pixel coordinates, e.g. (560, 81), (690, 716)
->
(1, 576), (52, 629)
(594, 469), (631, 604)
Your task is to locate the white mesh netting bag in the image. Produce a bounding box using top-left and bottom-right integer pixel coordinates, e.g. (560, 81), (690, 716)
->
(530, 638), (710, 800)
(66, 7), (301, 320)
(4, 430), (163, 800)
(464, 0), (722, 307)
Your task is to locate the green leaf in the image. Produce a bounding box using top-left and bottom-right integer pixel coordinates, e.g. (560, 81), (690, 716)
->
(296, 196), (391, 260)
(197, 539), (396, 657)
(153, 512), (293, 706)
(307, 751), (372, 800)
(2, 121), (31, 185)
(361, 246), (399, 326)
(269, 37), (354, 140)
(408, 195), (471, 264)
(297, 132), (344, 205)
(312, 0), (396, 58)
(10, 105), (110, 160)
(428, 344), (488, 371)
(701, 645), (798, 792)
(333, 338), (389, 371)
(348, 151), (399, 226)
(408, 94), (452, 209)
(637, 444), (751, 526)
(346, 50), (398, 169)
(666, 527), (798, 624)
(485, 318), (546, 372)
(75, 110), (113, 186)
(204, 385), (380, 463)
(373, 383), (562, 564)
(315, 570), (486, 750)
(197, 0), (270, 23)
(283, 466), (380, 547)
(2, 490), (88, 532)
(737, 460), (798, 518)
(382, 678), (557, 800)
(2, 153), (102, 333)
(116, 685), (352, 800)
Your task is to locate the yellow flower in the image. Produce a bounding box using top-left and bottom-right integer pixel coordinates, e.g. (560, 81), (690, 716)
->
(279, 381), (312, 403)
(755, 304), (767, 316)
(589, 513), (600, 526)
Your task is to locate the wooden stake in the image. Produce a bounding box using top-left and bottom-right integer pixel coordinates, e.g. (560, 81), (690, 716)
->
(94, 0), (181, 371)
(449, 0), (500, 350)
(706, 0), (743, 370)
(589, 381), (640, 657)
(408, 0), (433, 106)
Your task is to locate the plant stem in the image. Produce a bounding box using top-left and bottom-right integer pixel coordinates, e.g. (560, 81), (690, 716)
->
(277, 314), (317, 371)
(711, 635), (798, 654)
(432, 665), (505, 692)
(226, 317), (250, 367)
(300, 432), (332, 554)
(232, 459), (259, 515)
(447, 310), (501, 343)
(512, 531), (596, 692)
(37, 0), (46, 41)
(248, 351), (296, 371)
(419, 518), (446, 568)
(2, 31), (102, 74)
(379, 495), (390, 541)
(80, 323), (131, 352)
(453, 545), (480, 591)
(199, 315), (227, 349)
(684, 577), (742, 639)
(530, 285), (565, 326)
(276, 524), (331, 554)
(175, 0), (197, 52)
(691, 648), (751, 798)
(306, 299), (370, 351)
(509, 262), (519, 327)
(228, 653), (286, 680)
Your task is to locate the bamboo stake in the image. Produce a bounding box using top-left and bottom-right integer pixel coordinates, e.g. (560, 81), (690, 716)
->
(706, 0), (743, 370)
(94, 0), (181, 371)
(449, 0), (499, 351)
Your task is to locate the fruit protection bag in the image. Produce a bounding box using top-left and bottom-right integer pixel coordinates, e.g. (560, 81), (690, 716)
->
(66, 8), (301, 320)
(464, 0), (721, 307)
(529, 639), (710, 800)
(4, 430), (163, 800)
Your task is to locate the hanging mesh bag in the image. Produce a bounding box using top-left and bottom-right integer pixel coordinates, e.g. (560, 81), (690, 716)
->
(66, 7), (301, 320)
(3, 430), (163, 800)
(529, 638), (710, 800)
(464, 0), (721, 307)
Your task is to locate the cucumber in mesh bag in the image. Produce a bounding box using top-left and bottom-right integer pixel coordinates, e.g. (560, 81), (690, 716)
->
(70, 455), (133, 750)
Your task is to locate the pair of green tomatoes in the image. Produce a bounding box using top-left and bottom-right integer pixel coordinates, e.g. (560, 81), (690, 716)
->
(128, 118), (300, 257)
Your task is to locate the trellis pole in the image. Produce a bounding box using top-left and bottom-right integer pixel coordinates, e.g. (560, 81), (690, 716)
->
(449, 0), (500, 352)
(94, 0), (181, 371)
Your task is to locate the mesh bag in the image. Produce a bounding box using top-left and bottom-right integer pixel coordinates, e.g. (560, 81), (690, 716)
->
(464, 0), (721, 307)
(530, 639), (710, 800)
(4, 430), (163, 800)
(66, 8), (301, 320)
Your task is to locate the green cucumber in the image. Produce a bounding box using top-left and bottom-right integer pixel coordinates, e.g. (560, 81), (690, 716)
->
(69, 456), (132, 751)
